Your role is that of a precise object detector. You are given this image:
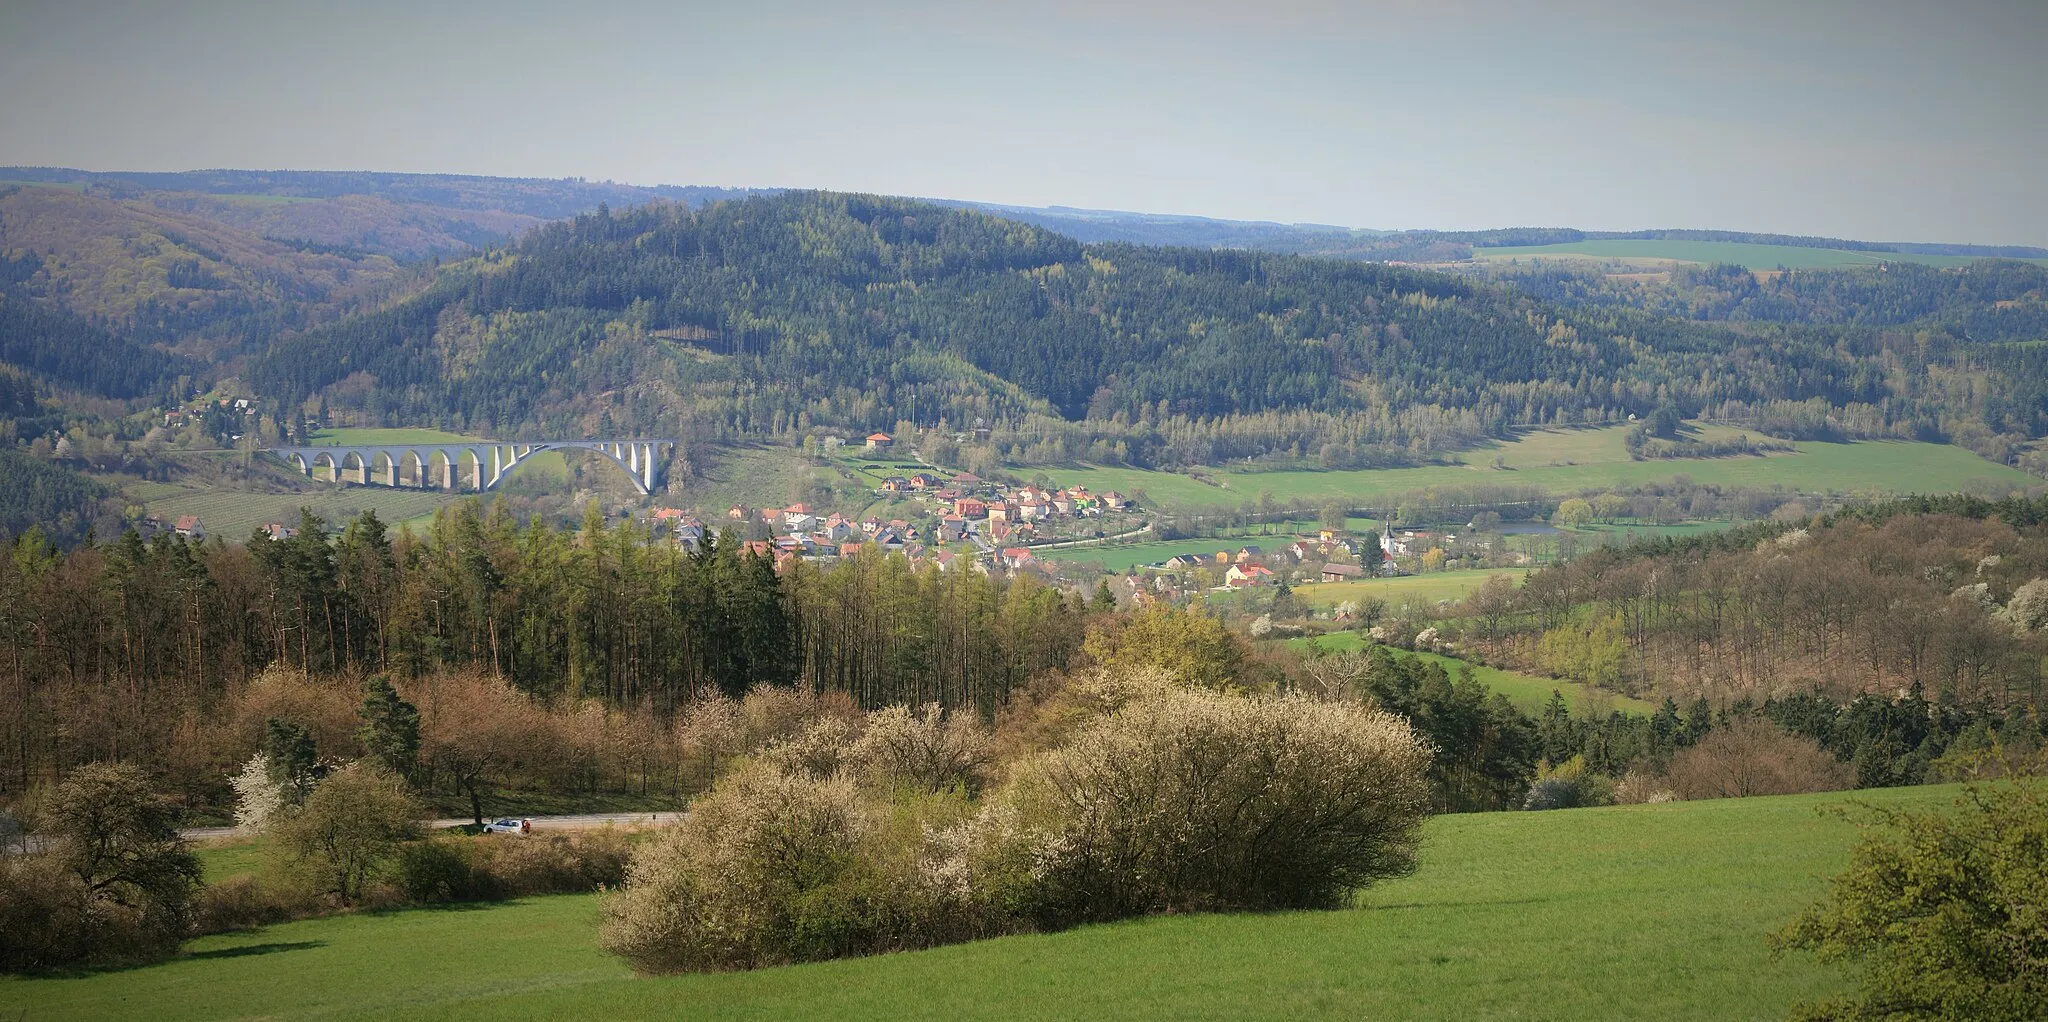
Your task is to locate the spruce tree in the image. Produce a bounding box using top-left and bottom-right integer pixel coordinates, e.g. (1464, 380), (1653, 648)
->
(356, 675), (421, 780)
(263, 718), (320, 804)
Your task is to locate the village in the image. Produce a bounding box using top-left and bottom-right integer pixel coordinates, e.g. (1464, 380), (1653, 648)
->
(145, 429), (1524, 620)
(634, 453), (1139, 578)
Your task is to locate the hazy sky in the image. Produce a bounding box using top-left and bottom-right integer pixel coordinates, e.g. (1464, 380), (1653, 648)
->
(3, 0), (2044, 244)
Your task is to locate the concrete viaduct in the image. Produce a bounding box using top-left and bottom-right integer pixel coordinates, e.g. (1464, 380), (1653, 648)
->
(264, 439), (676, 496)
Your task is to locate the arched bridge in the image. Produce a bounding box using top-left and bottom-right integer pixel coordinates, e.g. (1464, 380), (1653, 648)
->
(264, 439), (676, 495)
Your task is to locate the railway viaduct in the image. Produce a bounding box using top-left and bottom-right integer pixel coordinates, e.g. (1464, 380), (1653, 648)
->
(264, 439), (676, 495)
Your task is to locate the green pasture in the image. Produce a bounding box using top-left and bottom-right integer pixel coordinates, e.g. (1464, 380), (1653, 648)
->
(1284, 636), (1657, 715)
(144, 487), (462, 540)
(1035, 464), (1228, 508)
(683, 445), (880, 514)
(1291, 568), (1528, 611)
(1041, 427), (2033, 512)
(1473, 239), (2048, 270)
(3, 785), (1968, 1021)
(193, 838), (268, 882)
(306, 428), (478, 446)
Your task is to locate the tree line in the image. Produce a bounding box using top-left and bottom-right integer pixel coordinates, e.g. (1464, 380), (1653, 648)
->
(0, 500), (1094, 795)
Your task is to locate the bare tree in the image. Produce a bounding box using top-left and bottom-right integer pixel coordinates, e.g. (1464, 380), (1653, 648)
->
(1664, 718), (1852, 800)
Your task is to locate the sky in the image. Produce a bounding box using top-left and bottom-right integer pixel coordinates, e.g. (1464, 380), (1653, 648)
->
(3, 0), (2044, 245)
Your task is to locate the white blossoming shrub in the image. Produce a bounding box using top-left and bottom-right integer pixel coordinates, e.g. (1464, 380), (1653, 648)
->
(848, 703), (992, 795)
(673, 686), (861, 789)
(229, 753), (283, 833)
(2002, 578), (2048, 633)
(1003, 688), (1431, 927)
(758, 715), (863, 779)
(597, 759), (1004, 974)
(599, 761), (866, 973)
(602, 683), (1434, 975)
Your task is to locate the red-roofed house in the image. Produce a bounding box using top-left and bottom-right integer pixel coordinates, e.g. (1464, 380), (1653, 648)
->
(866, 433), (893, 450)
(1226, 564), (1275, 587)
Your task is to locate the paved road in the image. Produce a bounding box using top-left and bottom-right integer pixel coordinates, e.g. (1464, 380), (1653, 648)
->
(181, 811), (681, 842)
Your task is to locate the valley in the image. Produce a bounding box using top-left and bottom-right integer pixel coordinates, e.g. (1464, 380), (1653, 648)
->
(4, 169), (2046, 1021)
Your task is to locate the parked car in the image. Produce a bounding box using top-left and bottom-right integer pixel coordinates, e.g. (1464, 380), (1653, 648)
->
(481, 818), (531, 835)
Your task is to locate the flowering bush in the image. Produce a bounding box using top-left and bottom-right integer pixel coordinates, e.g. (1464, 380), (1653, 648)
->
(602, 683), (1434, 974)
(849, 703), (992, 795)
(230, 753), (283, 833)
(1006, 688), (1432, 926)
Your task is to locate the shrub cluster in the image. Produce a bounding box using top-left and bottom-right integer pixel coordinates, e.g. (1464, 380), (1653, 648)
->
(1011, 689), (1432, 925)
(600, 684), (1431, 974)
(0, 764), (200, 972)
(397, 830), (633, 904)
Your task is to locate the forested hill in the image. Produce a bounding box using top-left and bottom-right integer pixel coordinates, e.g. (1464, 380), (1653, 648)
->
(255, 190), (1969, 455)
(0, 184), (406, 350)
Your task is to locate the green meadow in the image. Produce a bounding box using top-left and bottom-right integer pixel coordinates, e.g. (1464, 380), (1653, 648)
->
(306, 427), (480, 446)
(1283, 635), (1657, 715)
(143, 487), (463, 541)
(1291, 568), (1528, 611)
(1045, 426), (2033, 513)
(1043, 525), (1384, 572)
(1, 785), (1963, 1022)
(1472, 239), (2048, 270)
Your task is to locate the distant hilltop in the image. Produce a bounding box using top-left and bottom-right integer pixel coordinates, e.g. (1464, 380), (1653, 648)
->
(7, 166), (2041, 263)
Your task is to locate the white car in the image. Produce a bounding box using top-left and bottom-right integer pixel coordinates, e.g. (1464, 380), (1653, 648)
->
(481, 818), (530, 835)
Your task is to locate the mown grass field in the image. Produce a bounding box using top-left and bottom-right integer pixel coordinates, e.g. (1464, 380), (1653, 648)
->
(143, 487), (462, 541)
(1047, 426), (2034, 513)
(1291, 568), (1528, 611)
(1043, 518), (1391, 571)
(306, 427), (479, 446)
(1282, 635), (1657, 715)
(1472, 239), (2048, 270)
(2, 785), (1965, 1022)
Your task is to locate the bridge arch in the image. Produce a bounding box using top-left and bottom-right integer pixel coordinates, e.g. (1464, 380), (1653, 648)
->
(401, 449), (427, 488)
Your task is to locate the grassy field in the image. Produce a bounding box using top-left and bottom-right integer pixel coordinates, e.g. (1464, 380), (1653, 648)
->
(144, 487), (463, 540)
(680, 444), (879, 515)
(1283, 635), (1657, 715)
(2, 785), (1967, 1021)
(1044, 426), (2035, 513)
(1291, 568), (1528, 611)
(1473, 239), (2048, 270)
(1034, 464), (1231, 508)
(306, 427), (479, 446)
(193, 838), (268, 882)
